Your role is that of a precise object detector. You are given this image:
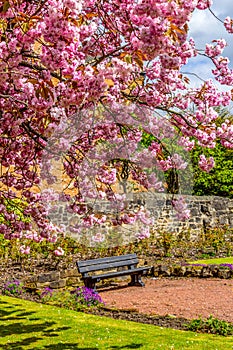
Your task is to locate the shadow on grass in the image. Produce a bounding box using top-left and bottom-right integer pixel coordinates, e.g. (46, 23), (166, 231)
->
(0, 308), (40, 321)
(0, 299), (97, 349)
(42, 345), (98, 349)
(0, 339), (98, 349)
(0, 307), (26, 318)
(109, 345), (143, 349)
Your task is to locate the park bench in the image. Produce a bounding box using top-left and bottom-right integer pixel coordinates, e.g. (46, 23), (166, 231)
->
(77, 253), (152, 290)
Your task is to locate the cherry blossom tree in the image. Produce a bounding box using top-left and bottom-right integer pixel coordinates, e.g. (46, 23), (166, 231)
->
(0, 0), (233, 252)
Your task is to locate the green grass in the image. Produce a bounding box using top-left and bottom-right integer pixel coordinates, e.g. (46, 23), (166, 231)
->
(0, 296), (233, 349)
(189, 257), (233, 265)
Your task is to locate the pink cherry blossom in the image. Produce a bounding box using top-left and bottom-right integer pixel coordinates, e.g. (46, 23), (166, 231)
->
(20, 245), (31, 255)
(224, 17), (233, 34)
(135, 227), (150, 240)
(172, 197), (190, 221)
(54, 247), (65, 256)
(198, 155), (215, 172)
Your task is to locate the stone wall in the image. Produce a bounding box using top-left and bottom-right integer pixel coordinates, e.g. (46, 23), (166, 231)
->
(25, 268), (82, 290)
(130, 193), (233, 238)
(48, 194), (233, 240)
(24, 263), (233, 291)
(153, 263), (233, 279)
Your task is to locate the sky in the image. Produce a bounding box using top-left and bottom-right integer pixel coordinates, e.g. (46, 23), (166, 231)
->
(183, 0), (233, 100)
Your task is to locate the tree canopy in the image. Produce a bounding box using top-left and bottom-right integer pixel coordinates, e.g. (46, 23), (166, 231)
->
(0, 0), (233, 252)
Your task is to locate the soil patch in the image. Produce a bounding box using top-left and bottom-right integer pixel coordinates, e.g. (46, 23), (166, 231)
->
(98, 277), (233, 324)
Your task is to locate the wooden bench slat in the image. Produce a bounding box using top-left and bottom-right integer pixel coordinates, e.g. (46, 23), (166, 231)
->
(90, 266), (151, 281)
(77, 253), (137, 268)
(77, 258), (139, 274)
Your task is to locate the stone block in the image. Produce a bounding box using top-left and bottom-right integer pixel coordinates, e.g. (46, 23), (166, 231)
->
(219, 216), (229, 225)
(26, 275), (37, 283)
(190, 208), (199, 216)
(37, 282), (51, 289)
(60, 269), (80, 278)
(24, 282), (37, 290)
(195, 217), (202, 222)
(180, 266), (187, 276)
(171, 265), (182, 276)
(217, 269), (231, 279)
(49, 279), (67, 289)
(191, 266), (203, 277)
(159, 265), (171, 276)
(184, 266), (193, 277)
(37, 271), (60, 283)
(202, 267), (213, 278)
(208, 264), (220, 277)
(189, 223), (198, 229)
(66, 277), (82, 286)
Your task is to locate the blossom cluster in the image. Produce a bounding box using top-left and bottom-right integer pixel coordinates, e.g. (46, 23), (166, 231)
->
(198, 155), (215, 173)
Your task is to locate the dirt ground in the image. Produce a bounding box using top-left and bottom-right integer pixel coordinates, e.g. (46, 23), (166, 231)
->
(99, 277), (233, 323)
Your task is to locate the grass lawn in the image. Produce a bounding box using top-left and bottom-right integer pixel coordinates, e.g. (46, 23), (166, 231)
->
(0, 295), (233, 349)
(189, 257), (233, 265)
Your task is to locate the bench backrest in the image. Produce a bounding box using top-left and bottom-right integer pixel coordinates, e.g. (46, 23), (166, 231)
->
(77, 253), (139, 274)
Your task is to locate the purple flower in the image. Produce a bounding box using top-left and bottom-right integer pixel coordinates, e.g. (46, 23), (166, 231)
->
(71, 286), (104, 306)
(182, 263), (233, 270)
(220, 263), (233, 270)
(182, 263), (207, 267)
(2, 280), (24, 296)
(41, 287), (54, 299)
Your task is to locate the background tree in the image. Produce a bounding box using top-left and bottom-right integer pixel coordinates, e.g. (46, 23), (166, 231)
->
(141, 109), (233, 198)
(191, 108), (233, 198)
(191, 143), (233, 198)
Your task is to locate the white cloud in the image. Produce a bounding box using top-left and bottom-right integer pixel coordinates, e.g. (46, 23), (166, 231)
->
(211, 0), (233, 17)
(183, 0), (233, 94)
(190, 0), (233, 61)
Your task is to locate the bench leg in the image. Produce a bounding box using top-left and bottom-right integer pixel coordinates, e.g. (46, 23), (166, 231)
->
(84, 279), (96, 290)
(128, 274), (145, 287)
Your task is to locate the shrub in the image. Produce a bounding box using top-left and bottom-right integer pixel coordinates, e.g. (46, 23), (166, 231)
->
(40, 286), (104, 310)
(2, 280), (24, 296)
(187, 315), (233, 336)
(41, 289), (80, 310)
(157, 231), (175, 256)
